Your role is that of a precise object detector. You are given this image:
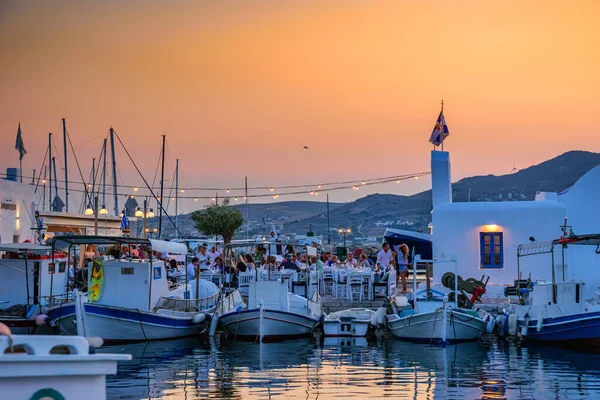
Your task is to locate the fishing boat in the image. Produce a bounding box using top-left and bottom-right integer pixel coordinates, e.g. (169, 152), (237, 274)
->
(0, 242), (68, 334)
(386, 253), (488, 344)
(0, 322), (130, 400)
(46, 236), (218, 342)
(322, 308), (383, 337)
(218, 280), (322, 341)
(503, 233), (600, 345)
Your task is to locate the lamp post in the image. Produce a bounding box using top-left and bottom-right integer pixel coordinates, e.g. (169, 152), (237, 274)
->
(84, 195), (100, 235)
(338, 228), (351, 248)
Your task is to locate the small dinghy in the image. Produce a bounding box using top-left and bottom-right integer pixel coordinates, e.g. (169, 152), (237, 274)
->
(323, 308), (383, 337)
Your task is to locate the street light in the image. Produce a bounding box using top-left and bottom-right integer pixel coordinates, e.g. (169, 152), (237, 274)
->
(338, 228), (351, 248)
(137, 199), (155, 238)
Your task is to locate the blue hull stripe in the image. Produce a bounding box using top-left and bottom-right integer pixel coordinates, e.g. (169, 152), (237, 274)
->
(48, 303), (197, 328)
(524, 312), (600, 341)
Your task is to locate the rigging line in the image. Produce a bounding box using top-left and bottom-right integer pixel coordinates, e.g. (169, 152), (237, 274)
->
(51, 136), (64, 171)
(4, 170), (430, 193)
(165, 167), (176, 212)
(112, 129), (184, 238)
(66, 128), (97, 205)
(34, 147), (49, 193)
(72, 131), (110, 150)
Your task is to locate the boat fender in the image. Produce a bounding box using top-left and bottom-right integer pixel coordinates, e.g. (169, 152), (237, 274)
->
(208, 315), (219, 337)
(507, 314), (518, 336)
(192, 313), (206, 324)
(521, 316), (529, 337)
(374, 307), (386, 327)
(536, 315), (544, 332)
(35, 314), (49, 327)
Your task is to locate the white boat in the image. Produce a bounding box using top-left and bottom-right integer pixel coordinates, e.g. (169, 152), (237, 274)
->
(503, 233), (600, 346)
(219, 280), (322, 341)
(386, 252), (488, 343)
(46, 236), (218, 342)
(0, 328), (130, 400)
(322, 308), (382, 337)
(0, 242), (68, 334)
(386, 298), (487, 343)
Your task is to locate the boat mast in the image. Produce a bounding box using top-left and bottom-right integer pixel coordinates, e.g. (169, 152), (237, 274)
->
(158, 134), (166, 239)
(62, 118), (69, 212)
(42, 166), (47, 212)
(48, 133), (52, 211)
(109, 127), (118, 216)
(245, 176), (249, 239)
(102, 138), (107, 209)
(52, 157), (59, 207)
(175, 158), (179, 239)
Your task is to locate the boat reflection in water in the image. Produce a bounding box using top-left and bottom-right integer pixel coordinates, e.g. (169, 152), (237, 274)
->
(100, 334), (600, 399)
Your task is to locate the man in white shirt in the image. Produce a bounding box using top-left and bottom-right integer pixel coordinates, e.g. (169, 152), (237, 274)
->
(346, 253), (358, 267)
(206, 245), (221, 263)
(195, 245), (210, 271)
(186, 257), (199, 280)
(376, 243), (393, 269)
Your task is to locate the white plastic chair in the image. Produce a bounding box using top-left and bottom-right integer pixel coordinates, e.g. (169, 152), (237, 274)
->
(336, 269), (348, 299)
(347, 273), (363, 302)
(238, 271), (256, 296)
(322, 269), (336, 296)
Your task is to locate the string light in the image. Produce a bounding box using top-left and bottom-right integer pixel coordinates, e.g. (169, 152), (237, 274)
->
(243, 196), (247, 200)
(414, 176), (419, 180)
(211, 197), (215, 201)
(181, 188), (185, 193)
(226, 188), (230, 193)
(317, 185), (321, 189)
(310, 191), (314, 195)
(362, 180), (366, 185)
(130, 195), (135, 198)
(171, 197), (175, 200)
(134, 186), (138, 192)
(315, 191), (319, 195)
(396, 180), (400, 183)
(88, 184), (92, 189)
(194, 198), (198, 202)
(235, 197), (238, 201)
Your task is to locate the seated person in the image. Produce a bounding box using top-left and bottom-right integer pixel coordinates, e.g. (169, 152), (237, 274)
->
(280, 254), (301, 271)
(186, 257), (199, 280)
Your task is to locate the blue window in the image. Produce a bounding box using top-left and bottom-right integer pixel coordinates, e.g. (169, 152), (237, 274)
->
(480, 232), (503, 269)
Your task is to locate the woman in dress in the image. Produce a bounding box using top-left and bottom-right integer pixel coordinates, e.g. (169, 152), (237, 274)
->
(396, 244), (410, 293)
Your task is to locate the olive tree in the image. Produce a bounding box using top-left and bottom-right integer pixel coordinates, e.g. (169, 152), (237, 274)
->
(190, 198), (244, 246)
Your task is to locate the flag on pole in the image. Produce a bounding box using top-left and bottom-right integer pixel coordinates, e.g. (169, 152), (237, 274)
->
(120, 213), (129, 229)
(429, 111), (450, 147)
(15, 123), (27, 160)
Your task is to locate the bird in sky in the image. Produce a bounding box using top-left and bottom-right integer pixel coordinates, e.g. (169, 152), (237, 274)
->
(303, 146), (309, 149)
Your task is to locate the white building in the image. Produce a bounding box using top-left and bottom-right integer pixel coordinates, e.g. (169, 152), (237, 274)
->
(0, 178), (37, 243)
(430, 150), (600, 299)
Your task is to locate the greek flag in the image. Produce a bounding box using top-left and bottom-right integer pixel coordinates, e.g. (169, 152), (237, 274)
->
(429, 111), (450, 146)
(120, 213), (129, 229)
(15, 123), (27, 160)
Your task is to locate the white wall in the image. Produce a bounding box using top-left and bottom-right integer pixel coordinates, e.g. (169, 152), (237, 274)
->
(0, 179), (36, 243)
(431, 150), (452, 209)
(431, 201), (567, 290)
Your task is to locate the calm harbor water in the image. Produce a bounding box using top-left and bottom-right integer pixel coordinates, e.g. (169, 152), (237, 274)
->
(100, 334), (600, 399)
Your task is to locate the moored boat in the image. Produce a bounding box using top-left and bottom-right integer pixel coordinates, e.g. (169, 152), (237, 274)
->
(322, 308), (382, 337)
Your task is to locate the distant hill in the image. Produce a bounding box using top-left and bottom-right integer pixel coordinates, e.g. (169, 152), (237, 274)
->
(153, 151), (600, 239)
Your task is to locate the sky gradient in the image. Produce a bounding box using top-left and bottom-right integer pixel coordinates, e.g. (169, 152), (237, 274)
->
(1, 1), (599, 213)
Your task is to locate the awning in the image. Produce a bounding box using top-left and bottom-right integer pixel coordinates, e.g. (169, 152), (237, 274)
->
(0, 243), (52, 252)
(149, 239), (187, 255)
(51, 235), (151, 252)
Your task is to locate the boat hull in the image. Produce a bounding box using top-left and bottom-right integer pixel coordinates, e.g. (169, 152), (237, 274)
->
(47, 303), (207, 342)
(387, 309), (486, 343)
(323, 319), (372, 337)
(219, 309), (319, 341)
(522, 311), (600, 345)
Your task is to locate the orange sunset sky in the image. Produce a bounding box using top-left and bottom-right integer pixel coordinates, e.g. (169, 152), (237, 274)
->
(1, 0), (599, 212)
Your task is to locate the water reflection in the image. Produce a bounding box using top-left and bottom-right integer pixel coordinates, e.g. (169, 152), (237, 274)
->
(100, 334), (600, 399)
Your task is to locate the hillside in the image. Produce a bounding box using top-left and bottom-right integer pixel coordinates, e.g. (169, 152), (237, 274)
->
(153, 150), (600, 239)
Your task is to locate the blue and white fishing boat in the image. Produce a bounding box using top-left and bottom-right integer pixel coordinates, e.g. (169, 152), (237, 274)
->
(46, 236), (219, 342)
(506, 233), (600, 345)
(218, 280), (322, 341)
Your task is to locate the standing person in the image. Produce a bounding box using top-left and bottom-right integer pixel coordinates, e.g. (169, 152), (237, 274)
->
(195, 245), (209, 271)
(206, 245), (221, 263)
(395, 244), (410, 293)
(376, 243), (393, 270)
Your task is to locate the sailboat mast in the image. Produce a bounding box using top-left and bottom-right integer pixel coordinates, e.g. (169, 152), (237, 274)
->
(48, 133), (52, 211)
(102, 138), (107, 207)
(42, 166), (47, 212)
(109, 127), (118, 216)
(62, 118), (69, 212)
(52, 157), (59, 207)
(175, 158), (179, 239)
(245, 176), (249, 239)
(158, 134), (166, 239)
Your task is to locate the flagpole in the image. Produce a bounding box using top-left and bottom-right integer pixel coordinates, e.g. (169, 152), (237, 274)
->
(20, 158), (22, 183)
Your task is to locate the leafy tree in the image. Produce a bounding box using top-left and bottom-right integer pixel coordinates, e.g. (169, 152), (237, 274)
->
(190, 198), (244, 245)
